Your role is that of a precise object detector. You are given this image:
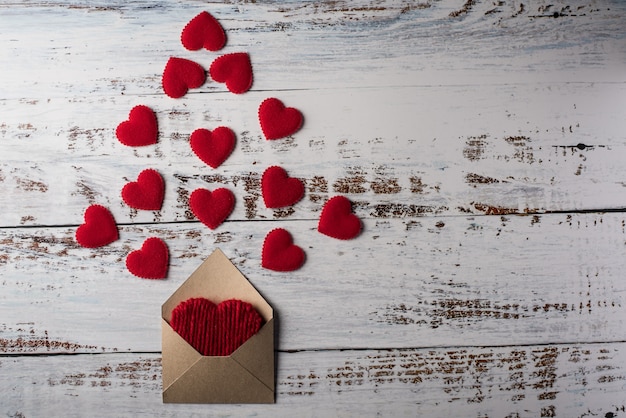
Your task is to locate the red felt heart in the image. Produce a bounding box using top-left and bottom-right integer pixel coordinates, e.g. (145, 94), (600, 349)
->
(126, 237), (169, 279)
(189, 188), (235, 230)
(75, 205), (119, 248)
(181, 11), (226, 52)
(115, 105), (158, 147)
(209, 52), (253, 94)
(318, 196), (362, 240)
(261, 228), (305, 272)
(121, 169), (165, 211)
(261, 165), (304, 208)
(190, 127), (236, 169)
(258, 98), (303, 140)
(162, 57), (206, 99)
(170, 298), (262, 356)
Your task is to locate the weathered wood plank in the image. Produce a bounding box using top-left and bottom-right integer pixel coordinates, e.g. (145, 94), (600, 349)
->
(1, 213), (625, 353)
(1, 82), (625, 227)
(0, 0), (624, 101)
(2, 0), (625, 413)
(1, 342), (625, 417)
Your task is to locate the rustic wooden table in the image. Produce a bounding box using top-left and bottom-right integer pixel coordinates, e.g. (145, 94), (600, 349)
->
(1, 0), (625, 416)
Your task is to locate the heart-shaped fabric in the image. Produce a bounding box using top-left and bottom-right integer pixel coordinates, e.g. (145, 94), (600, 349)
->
(75, 205), (119, 248)
(115, 105), (158, 147)
(126, 237), (169, 279)
(162, 57), (206, 99)
(121, 169), (165, 211)
(209, 52), (253, 94)
(261, 166), (304, 208)
(190, 127), (236, 169)
(170, 298), (263, 356)
(258, 98), (303, 140)
(181, 11), (226, 52)
(261, 228), (305, 272)
(318, 196), (362, 240)
(189, 187), (235, 230)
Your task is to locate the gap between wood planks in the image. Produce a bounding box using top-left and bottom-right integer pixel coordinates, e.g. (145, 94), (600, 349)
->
(1, 207), (625, 231)
(4, 80), (625, 104)
(4, 339), (626, 358)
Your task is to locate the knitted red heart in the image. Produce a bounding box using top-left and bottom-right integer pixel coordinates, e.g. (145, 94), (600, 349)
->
(261, 228), (305, 272)
(181, 11), (226, 52)
(162, 57), (206, 99)
(121, 169), (165, 211)
(209, 52), (253, 94)
(126, 237), (169, 279)
(170, 298), (262, 356)
(190, 127), (236, 169)
(318, 196), (362, 240)
(75, 205), (119, 248)
(189, 188), (235, 230)
(115, 105), (158, 147)
(261, 165), (304, 208)
(258, 98), (303, 140)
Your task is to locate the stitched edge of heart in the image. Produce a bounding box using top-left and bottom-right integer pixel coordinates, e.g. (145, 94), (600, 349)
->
(75, 204), (119, 248)
(261, 165), (304, 208)
(121, 168), (165, 211)
(317, 195), (362, 240)
(181, 11), (227, 52)
(209, 52), (253, 94)
(258, 97), (304, 140)
(261, 228), (305, 272)
(189, 187), (236, 230)
(170, 298), (263, 356)
(189, 127), (236, 169)
(115, 105), (158, 147)
(126, 237), (169, 279)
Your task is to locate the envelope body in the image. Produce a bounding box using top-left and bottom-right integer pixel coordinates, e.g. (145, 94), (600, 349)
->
(161, 249), (275, 404)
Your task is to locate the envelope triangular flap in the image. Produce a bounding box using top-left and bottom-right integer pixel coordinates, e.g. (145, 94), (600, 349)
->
(162, 248), (272, 323)
(231, 317), (274, 390)
(162, 356), (274, 404)
(161, 318), (204, 389)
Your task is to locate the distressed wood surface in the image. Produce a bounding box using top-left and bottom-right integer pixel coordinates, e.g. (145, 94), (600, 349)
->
(1, 213), (626, 352)
(1, 83), (626, 228)
(2, 343), (626, 417)
(1, 0), (625, 416)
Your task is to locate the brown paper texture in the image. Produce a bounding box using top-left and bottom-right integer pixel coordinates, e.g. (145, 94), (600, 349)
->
(162, 249), (275, 404)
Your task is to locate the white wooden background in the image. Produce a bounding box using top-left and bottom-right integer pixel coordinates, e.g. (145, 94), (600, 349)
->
(1, 0), (625, 416)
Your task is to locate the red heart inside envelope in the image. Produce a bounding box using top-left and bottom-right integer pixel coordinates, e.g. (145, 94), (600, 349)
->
(75, 205), (119, 248)
(189, 187), (235, 230)
(170, 298), (263, 356)
(126, 237), (169, 279)
(181, 11), (226, 52)
(262, 228), (305, 272)
(261, 165), (304, 208)
(190, 127), (236, 169)
(162, 57), (206, 99)
(318, 196), (362, 240)
(209, 52), (253, 94)
(258, 98), (303, 140)
(122, 169), (165, 211)
(115, 105), (158, 147)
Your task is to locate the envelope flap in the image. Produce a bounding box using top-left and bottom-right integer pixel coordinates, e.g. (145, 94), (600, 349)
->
(162, 356), (274, 404)
(161, 319), (202, 390)
(231, 318), (275, 390)
(162, 249), (272, 323)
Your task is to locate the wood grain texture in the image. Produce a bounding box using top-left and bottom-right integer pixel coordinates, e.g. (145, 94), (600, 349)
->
(1, 83), (625, 227)
(1, 0), (625, 415)
(1, 343), (625, 417)
(1, 213), (624, 353)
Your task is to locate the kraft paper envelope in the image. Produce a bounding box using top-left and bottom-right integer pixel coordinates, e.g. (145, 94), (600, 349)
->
(161, 249), (275, 403)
